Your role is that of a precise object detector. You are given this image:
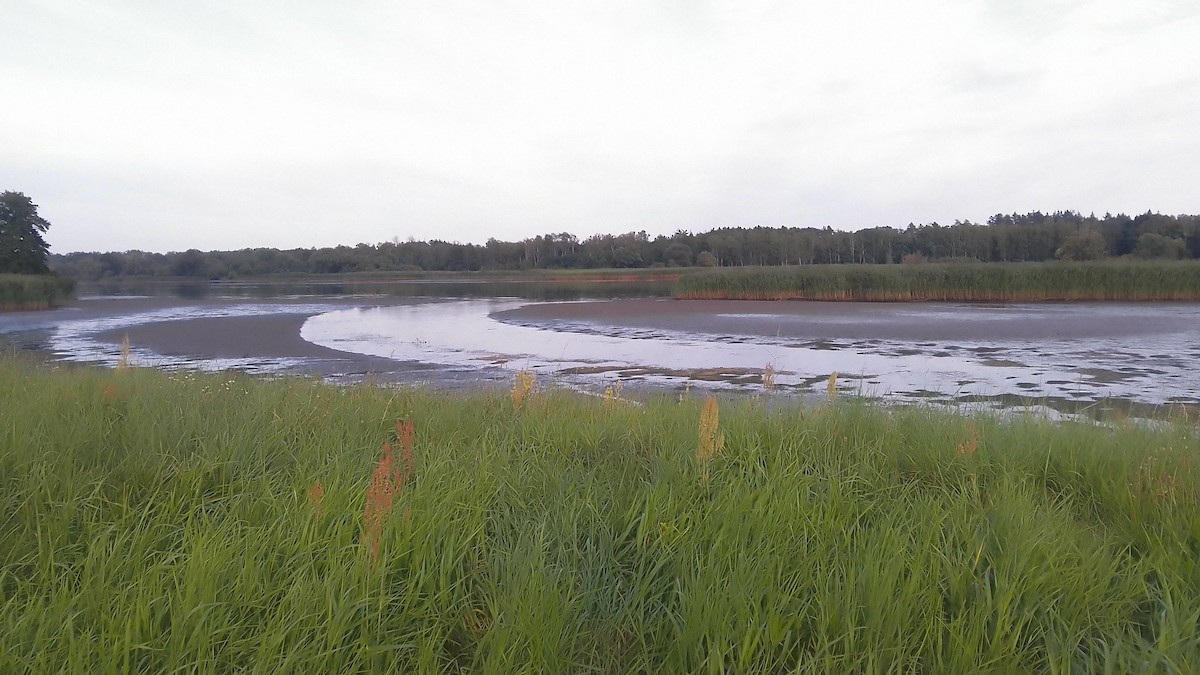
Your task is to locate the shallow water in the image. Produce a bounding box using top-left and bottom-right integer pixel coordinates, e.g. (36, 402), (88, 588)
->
(4, 281), (1199, 411)
(303, 299), (1200, 409)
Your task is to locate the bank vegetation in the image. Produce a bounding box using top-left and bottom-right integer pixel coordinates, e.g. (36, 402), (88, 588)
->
(674, 260), (1200, 302)
(2, 359), (1199, 671)
(0, 274), (74, 311)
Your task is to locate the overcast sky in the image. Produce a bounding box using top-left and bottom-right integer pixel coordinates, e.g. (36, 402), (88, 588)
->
(3, 0), (1198, 253)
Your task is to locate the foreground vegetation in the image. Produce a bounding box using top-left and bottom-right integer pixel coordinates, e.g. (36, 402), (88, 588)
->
(2, 359), (1199, 672)
(0, 273), (74, 310)
(674, 260), (1200, 301)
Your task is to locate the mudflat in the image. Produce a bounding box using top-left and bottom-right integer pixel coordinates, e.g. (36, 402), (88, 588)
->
(98, 313), (345, 360)
(0, 295), (430, 379)
(495, 298), (1194, 342)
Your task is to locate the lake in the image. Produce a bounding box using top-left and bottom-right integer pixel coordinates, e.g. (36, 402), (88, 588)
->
(2, 278), (1198, 414)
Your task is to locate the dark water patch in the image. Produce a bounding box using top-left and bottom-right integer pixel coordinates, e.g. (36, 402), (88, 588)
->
(981, 358), (1027, 368)
(1074, 368), (1139, 384)
(0, 327), (54, 352)
(906, 389), (948, 399)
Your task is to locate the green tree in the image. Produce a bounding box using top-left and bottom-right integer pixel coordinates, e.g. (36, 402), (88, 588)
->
(1133, 232), (1188, 259)
(1054, 231), (1106, 261)
(663, 242), (693, 267)
(0, 191), (52, 274)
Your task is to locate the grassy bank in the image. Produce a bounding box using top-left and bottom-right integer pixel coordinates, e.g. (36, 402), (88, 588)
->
(674, 261), (1200, 301)
(2, 359), (1199, 671)
(0, 274), (74, 311)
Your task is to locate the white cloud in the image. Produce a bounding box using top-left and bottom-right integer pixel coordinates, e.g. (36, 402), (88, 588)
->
(2, 0), (1198, 252)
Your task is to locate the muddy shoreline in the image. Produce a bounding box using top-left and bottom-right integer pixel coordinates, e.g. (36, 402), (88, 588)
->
(0, 296), (447, 382)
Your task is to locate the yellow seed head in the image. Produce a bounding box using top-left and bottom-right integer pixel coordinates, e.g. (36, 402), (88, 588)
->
(603, 380), (623, 408)
(512, 369), (536, 408)
(697, 396), (725, 465)
(117, 333), (131, 370)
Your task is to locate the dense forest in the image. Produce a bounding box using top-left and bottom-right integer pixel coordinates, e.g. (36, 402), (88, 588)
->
(51, 211), (1200, 280)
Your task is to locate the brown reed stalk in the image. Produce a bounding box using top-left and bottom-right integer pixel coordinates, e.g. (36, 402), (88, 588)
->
(826, 372), (839, 399)
(512, 369), (536, 408)
(396, 419), (414, 488)
(956, 422), (979, 457)
(762, 363), (776, 392)
(697, 396), (725, 485)
(117, 333), (131, 370)
(362, 419), (417, 563)
(362, 441), (396, 563)
(307, 481), (326, 517)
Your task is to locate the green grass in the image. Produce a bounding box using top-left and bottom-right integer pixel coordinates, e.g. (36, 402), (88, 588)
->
(2, 358), (1199, 672)
(0, 274), (75, 311)
(674, 261), (1200, 301)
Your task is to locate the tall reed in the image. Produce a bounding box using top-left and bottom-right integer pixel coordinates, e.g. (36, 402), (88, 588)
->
(674, 260), (1200, 301)
(0, 273), (74, 311)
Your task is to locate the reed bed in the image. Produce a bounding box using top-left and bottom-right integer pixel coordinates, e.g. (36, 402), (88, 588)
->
(2, 358), (1199, 672)
(673, 261), (1200, 301)
(0, 274), (75, 311)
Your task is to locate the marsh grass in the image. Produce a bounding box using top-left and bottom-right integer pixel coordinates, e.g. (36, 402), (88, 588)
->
(674, 260), (1200, 301)
(2, 357), (1200, 671)
(0, 274), (74, 311)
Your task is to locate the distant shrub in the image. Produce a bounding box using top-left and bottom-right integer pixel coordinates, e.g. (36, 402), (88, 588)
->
(1133, 233), (1188, 260)
(1056, 231), (1107, 261)
(0, 274), (74, 311)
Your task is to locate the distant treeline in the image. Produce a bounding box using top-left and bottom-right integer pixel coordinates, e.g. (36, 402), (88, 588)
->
(51, 210), (1200, 280)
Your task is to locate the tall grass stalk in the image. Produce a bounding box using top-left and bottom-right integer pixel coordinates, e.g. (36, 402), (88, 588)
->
(2, 357), (1200, 671)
